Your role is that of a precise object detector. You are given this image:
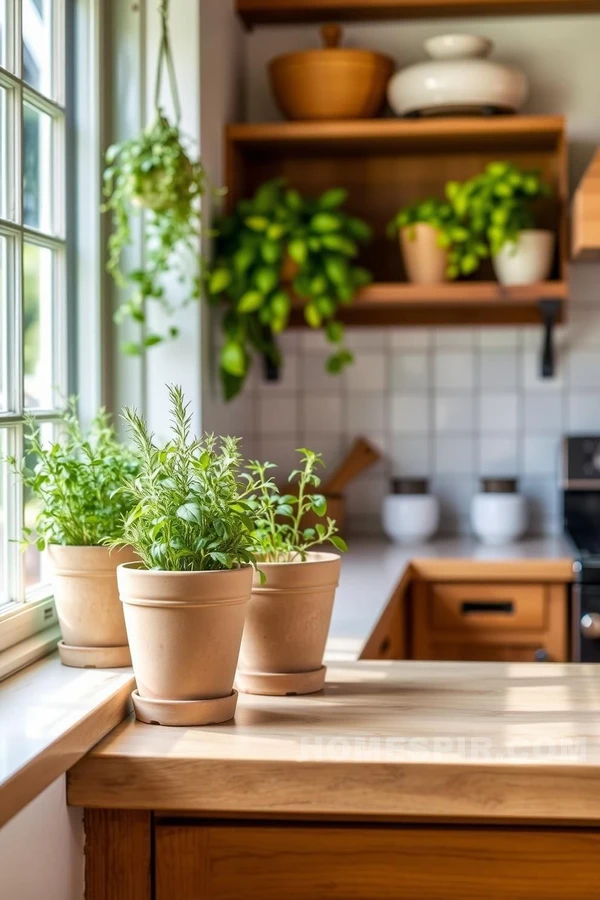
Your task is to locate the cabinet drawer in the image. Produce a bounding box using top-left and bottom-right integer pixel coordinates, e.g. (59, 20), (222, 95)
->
(430, 583), (546, 633)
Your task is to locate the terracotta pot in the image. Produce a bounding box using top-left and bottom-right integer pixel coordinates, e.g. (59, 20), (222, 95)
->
(238, 552), (341, 696)
(117, 564), (253, 703)
(47, 545), (137, 650)
(400, 223), (448, 285)
(269, 24), (394, 122)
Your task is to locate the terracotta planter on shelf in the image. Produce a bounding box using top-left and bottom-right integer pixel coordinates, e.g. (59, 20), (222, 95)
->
(400, 223), (448, 285)
(47, 544), (137, 669)
(492, 229), (555, 286)
(117, 563), (253, 726)
(237, 551), (341, 697)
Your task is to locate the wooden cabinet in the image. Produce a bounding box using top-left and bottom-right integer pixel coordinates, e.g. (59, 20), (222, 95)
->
(412, 581), (568, 662)
(152, 820), (600, 900)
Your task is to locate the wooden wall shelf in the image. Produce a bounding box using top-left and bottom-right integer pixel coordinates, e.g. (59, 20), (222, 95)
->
(572, 149), (600, 261)
(226, 115), (568, 333)
(237, 0), (600, 27)
(289, 281), (567, 327)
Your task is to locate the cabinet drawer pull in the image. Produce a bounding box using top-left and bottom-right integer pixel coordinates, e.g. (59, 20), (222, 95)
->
(461, 601), (514, 615)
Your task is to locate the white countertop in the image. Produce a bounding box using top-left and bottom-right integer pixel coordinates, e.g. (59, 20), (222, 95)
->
(327, 536), (575, 660)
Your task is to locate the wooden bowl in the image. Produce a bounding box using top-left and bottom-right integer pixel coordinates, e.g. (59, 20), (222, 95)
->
(269, 25), (395, 122)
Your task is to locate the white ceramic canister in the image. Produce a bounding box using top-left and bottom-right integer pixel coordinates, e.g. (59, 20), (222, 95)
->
(471, 478), (528, 546)
(382, 478), (440, 545)
(492, 230), (555, 286)
(387, 33), (528, 117)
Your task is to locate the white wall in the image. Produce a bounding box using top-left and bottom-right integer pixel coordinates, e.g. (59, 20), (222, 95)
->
(217, 15), (600, 535)
(0, 776), (84, 900)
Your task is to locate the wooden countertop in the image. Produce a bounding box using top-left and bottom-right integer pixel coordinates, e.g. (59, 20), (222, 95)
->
(68, 660), (600, 824)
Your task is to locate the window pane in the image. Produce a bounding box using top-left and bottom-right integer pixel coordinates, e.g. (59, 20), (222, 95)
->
(0, 237), (6, 411)
(0, 431), (7, 608)
(23, 103), (53, 231)
(24, 242), (54, 409)
(23, 420), (53, 592)
(22, 0), (52, 96)
(0, 87), (7, 221)
(0, 1), (6, 70)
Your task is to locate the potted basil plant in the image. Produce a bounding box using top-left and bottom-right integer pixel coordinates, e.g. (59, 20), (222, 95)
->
(237, 449), (347, 697)
(113, 385), (268, 726)
(9, 403), (140, 668)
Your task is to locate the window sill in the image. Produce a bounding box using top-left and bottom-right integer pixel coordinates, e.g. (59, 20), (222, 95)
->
(0, 652), (134, 828)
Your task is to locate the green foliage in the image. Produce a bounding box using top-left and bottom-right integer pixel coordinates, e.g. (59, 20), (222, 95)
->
(114, 385), (267, 572)
(388, 163), (552, 280)
(102, 112), (207, 355)
(247, 449), (348, 563)
(387, 198), (456, 238)
(206, 178), (373, 400)
(448, 161), (551, 260)
(8, 402), (140, 549)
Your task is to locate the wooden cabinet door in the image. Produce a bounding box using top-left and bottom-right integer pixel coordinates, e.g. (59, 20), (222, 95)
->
(155, 822), (600, 900)
(412, 581), (568, 662)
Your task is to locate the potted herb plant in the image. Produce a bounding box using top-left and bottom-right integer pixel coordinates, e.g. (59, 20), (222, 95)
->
(207, 178), (372, 400)
(448, 161), (554, 285)
(387, 198), (454, 284)
(9, 403), (140, 668)
(237, 449), (347, 697)
(102, 0), (208, 354)
(113, 385), (267, 726)
(388, 196), (489, 284)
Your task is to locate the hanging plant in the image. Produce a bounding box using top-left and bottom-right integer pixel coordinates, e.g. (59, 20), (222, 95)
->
(102, 0), (207, 355)
(207, 178), (372, 401)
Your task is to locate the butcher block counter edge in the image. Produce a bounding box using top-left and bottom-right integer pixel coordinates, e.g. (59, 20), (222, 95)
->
(67, 660), (600, 825)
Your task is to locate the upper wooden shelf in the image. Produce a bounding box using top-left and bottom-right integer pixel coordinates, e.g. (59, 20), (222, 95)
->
(237, 0), (600, 27)
(227, 115), (566, 154)
(572, 149), (600, 261)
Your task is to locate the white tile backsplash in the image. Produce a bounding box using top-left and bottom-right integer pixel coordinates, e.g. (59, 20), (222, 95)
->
(390, 434), (431, 477)
(344, 351), (386, 393)
(301, 353), (342, 395)
(523, 393), (563, 432)
(435, 436), (475, 476)
(567, 392), (600, 432)
(391, 394), (430, 434)
(302, 395), (343, 435)
(434, 350), (475, 391)
(479, 351), (518, 392)
(434, 393), (474, 433)
(479, 393), (519, 433)
(390, 352), (430, 392)
(478, 435), (519, 477)
(259, 395), (298, 435)
(346, 393), (386, 433)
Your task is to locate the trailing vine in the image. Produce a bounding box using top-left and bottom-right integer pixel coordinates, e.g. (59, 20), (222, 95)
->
(102, 0), (207, 355)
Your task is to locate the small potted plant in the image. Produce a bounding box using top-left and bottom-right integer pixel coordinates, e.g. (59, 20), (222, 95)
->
(387, 198), (455, 285)
(237, 449), (347, 697)
(207, 178), (372, 399)
(113, 385), (267, 726)
(449, 161), (554, 285)
(388, 195), (488, 284)
(9, 403), (140, 668)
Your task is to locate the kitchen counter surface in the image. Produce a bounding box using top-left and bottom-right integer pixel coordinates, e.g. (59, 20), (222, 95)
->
(327, 536), (575, 660)
(67, 659), (600, 824)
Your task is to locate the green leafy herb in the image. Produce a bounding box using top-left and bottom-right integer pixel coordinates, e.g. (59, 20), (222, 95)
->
(247, 449), (348, 563)
(7, 401), (140, 549)
(206, 178), (372, 400)
(113, 384), (267, 572)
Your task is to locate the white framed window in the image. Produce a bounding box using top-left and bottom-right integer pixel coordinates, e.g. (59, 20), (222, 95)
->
(0, 0), (73, 671)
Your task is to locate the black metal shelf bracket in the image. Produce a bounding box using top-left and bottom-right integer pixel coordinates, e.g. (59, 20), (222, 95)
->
(539, 298), (561, 380)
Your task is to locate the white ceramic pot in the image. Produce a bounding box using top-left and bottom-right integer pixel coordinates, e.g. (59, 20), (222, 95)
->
(492, 230), (555, 286)
(471, 493), (528, 546)
(382, 494), (440, 545)
(387, 33), (528, 117)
